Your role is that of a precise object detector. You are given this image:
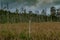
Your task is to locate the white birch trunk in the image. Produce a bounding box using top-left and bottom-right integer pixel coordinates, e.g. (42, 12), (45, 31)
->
(29, 20), (31, 39)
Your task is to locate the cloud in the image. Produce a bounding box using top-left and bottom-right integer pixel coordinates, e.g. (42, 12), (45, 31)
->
(0, 0), (60, 10)
(0, 0), (60, 6)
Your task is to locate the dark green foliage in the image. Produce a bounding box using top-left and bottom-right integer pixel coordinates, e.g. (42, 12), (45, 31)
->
(19, 32), (32, 40)
(0, 9), (60, 24)
(0, 30), (15, 40)
(19, 32), (27, 40)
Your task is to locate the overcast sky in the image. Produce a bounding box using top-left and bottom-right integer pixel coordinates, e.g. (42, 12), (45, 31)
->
(0, 0), (60, 14)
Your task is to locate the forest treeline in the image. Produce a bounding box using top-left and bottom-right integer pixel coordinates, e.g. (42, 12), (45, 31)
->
(0, 6), (60, 23)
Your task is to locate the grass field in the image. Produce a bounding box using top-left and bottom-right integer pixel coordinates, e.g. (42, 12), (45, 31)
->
(0, 22), (60, 40)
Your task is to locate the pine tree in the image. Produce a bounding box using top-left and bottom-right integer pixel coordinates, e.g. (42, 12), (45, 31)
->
(50, 6), (56, 21)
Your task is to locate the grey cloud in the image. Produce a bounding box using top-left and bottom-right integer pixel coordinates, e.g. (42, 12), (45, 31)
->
(0, 0), (60, 9)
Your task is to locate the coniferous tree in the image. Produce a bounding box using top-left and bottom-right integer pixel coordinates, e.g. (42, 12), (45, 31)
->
(50, 6), (56, 21)
(51, 6), (56, 16)
(41, 9), (46, 22)
(15, 8), (19, 23)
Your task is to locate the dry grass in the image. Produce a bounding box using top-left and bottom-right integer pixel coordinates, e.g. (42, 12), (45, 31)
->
(0, 22), (60, 40)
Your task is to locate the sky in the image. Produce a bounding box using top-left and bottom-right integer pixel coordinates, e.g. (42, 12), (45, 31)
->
(0, 0), (60, 14)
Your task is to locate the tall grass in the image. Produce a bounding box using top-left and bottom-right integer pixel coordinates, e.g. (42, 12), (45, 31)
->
(0, 30), (60, 40)
(0, 23), (60, 40)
